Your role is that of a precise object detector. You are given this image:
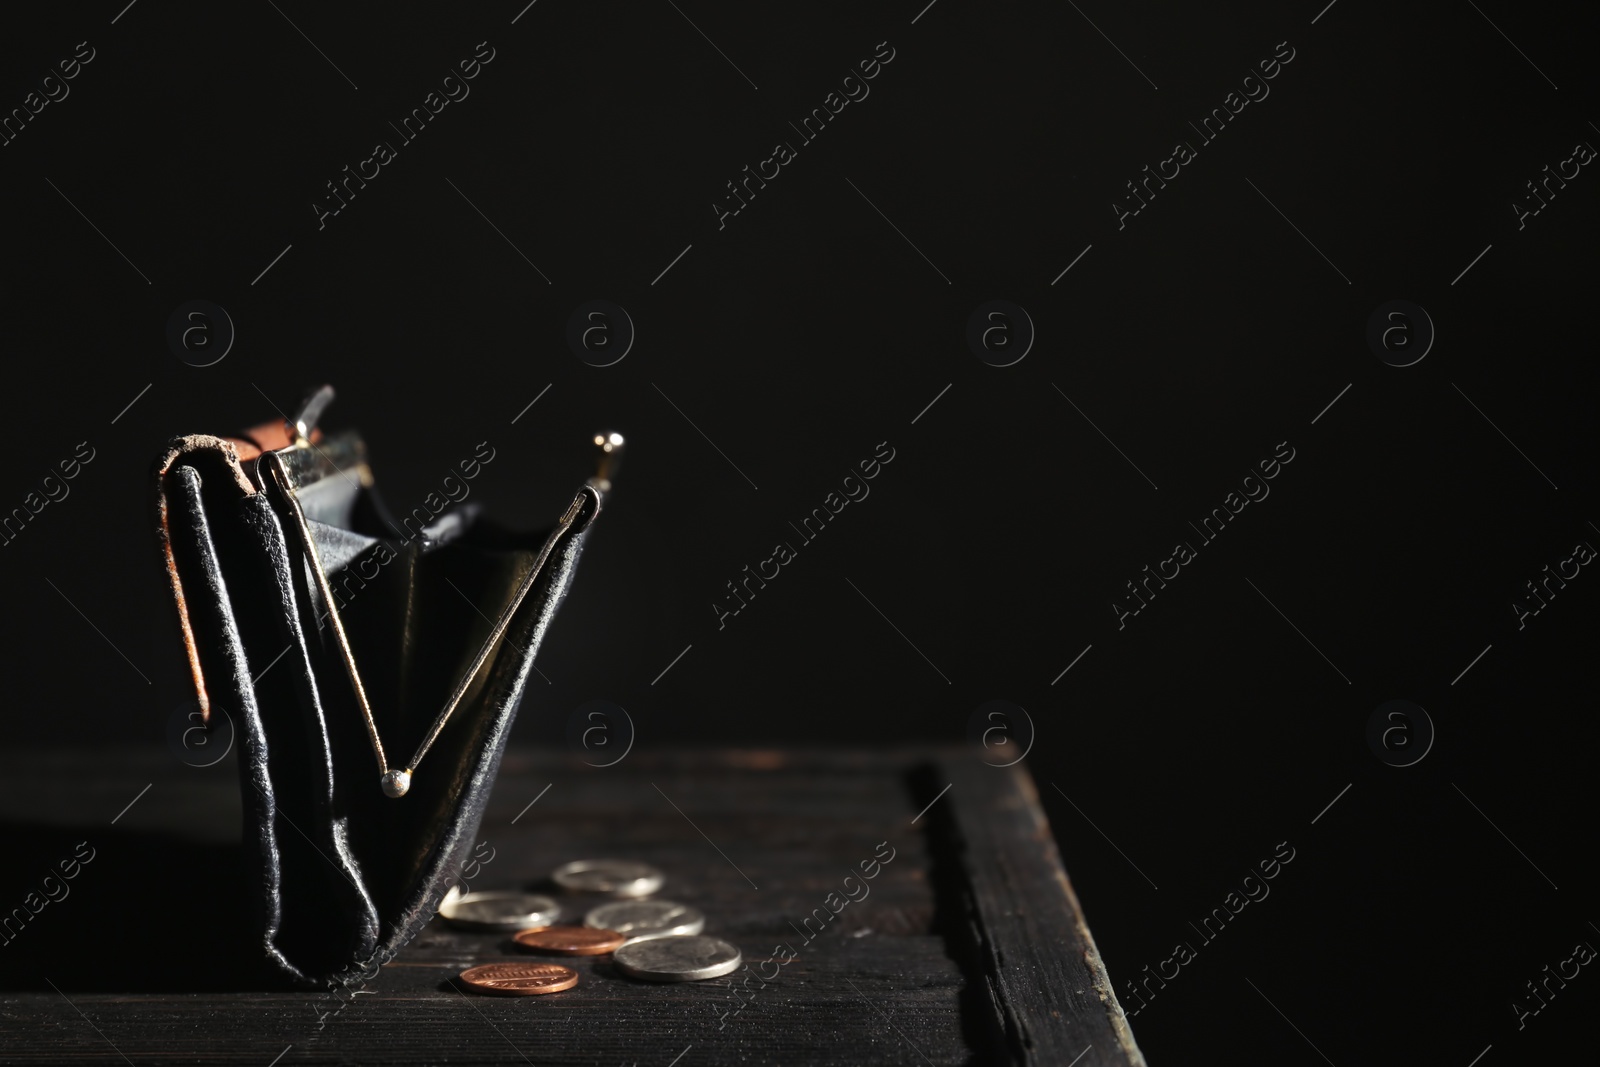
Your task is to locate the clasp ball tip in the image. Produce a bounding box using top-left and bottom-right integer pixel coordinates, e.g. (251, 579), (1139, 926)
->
(381, 769), (412, 798)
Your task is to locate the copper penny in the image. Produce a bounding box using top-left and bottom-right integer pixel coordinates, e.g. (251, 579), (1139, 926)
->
(458, 962), (579, 996)
(513, 925), (626, 956)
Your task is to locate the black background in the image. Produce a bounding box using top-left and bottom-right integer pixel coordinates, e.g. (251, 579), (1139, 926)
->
(3, 1), (1597, 1063)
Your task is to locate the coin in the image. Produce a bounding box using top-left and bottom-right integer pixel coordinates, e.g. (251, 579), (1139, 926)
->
(550, 859), (664, 898)
(513, 925), (626, 956)
(458, 962), (578, 995)
(439, 889), (561, 931)
(613, 935), (742, 982)
(585, 900), (706, 942)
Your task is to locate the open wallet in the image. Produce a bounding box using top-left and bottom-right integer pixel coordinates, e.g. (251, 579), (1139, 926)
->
(151, 385), (617, 988)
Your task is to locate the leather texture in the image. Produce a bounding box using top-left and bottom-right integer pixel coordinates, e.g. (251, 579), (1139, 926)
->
(154, 434), (592, 988)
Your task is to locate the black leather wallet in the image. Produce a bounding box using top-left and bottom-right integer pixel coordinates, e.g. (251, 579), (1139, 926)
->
(152, 387), (613, 987)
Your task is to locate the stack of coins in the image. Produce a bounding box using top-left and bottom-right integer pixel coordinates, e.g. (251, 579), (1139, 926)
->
(444, 859), (742, 996)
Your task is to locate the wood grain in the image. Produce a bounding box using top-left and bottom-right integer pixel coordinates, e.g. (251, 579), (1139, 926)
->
(0, 748), (1144, 1066)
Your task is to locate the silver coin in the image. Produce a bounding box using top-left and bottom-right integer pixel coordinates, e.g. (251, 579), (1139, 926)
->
(584, 900), (706, 941)
(438, 888), (561, 931)
(550, 859), (664, 898)
(613, 935), (741, 982)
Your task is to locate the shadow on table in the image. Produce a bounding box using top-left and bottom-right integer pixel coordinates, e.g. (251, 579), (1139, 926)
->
(0, 821), (279, 992)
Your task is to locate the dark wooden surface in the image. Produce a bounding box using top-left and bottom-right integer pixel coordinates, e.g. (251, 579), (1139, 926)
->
(0, 748), (1144, 1066)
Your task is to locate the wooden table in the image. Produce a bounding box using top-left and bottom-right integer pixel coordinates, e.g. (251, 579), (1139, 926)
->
(0, 749), (1145, 1066)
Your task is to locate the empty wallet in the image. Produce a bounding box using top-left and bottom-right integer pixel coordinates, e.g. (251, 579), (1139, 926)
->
(152, 386), (614, 988)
